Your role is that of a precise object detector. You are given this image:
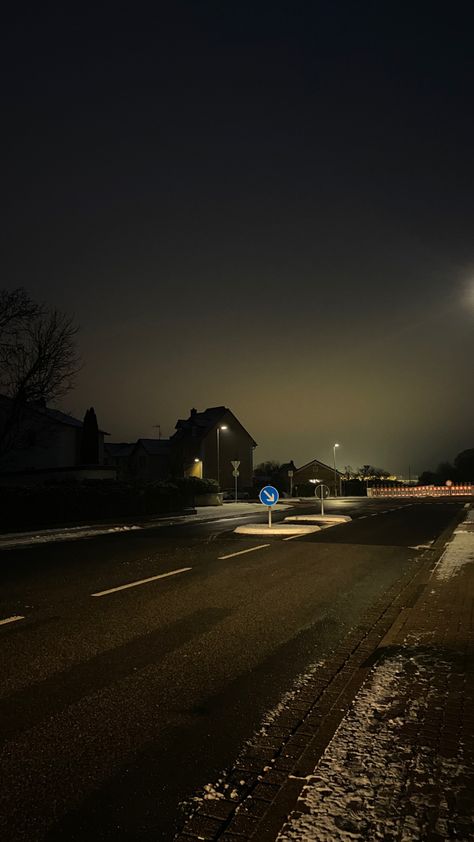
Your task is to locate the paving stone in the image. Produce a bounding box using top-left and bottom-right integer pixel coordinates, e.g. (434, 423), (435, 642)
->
(226, 813), (260, 836)
(198, 799), (237, 822)
(182, 814), (224, 839)
(250, 783), (280, 802)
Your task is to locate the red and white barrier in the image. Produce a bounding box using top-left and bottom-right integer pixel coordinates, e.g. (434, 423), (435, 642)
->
(368, 484), (473, 498)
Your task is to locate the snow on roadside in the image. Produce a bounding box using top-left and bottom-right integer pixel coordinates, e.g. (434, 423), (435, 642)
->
(277, 652), (471, 842)
(434, 507), (474, 580)
(0, 523), (143, 549)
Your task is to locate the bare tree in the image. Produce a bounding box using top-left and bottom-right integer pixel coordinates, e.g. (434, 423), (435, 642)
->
(0, 288), (80, 458)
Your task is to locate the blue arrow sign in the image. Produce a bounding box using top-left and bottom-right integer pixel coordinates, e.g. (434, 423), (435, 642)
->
(259, 485), (279, 506)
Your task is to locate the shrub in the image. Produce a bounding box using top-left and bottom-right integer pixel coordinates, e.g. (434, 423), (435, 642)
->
(0, 479), (191, 533)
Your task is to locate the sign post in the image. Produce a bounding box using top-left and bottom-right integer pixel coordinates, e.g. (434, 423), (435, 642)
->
(231, 460), (240, 502)
(314, 483), (330, 516)
(259, 485), (280, 528)
(288, 469), (294, 497)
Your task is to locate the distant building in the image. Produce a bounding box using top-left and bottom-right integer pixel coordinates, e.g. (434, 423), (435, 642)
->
(171, 406), (257, 489)
(128, 439), (173, 482)
(293, 458), (343, 496)
(104, 442), (135, 480)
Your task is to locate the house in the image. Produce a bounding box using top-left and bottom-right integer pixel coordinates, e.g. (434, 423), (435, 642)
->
(293, 458), (343, 496)
(127, 439), (173, 482)
(104, 442), (136, 480)
(0, 396), (111, 483)
(171, 406), (257, 490)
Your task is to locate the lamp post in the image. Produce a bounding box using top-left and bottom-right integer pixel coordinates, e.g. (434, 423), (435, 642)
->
(333, 443), (340, 497)
(216, 425), (228, 489)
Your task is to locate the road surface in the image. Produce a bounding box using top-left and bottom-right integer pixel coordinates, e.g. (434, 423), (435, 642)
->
(0, 497), (464, 840)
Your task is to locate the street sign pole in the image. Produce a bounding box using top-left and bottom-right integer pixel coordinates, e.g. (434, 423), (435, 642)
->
(231, 461), (240, 503)
(315, 483), (329, 516)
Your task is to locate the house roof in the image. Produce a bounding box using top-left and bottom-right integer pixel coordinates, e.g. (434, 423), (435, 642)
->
(135, 438), (171, 456)
(172, 406), (257, 446)
(294, 457), (343, 477)
(42, 407), (110, 435)
(0, 395), (110, 435)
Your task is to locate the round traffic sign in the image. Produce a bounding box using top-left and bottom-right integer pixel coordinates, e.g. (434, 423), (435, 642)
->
(314, 484), (330, 499)
(259, 485), (279, 506)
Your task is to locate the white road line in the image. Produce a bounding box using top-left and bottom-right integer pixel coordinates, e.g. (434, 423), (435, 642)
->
(91, 567), (192, 597)
(0, 615), (25, 626)
(358, 515), (368, 519)
(194, 515), (259, 525)
(218, 544), (270, 560)
(283, 534), (304, 541)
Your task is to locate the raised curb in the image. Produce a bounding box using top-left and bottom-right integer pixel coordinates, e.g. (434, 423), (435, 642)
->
(234, 524), (321, 536)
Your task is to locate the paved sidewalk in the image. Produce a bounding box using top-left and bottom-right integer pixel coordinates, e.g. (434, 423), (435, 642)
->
(176, 505), (473, 842)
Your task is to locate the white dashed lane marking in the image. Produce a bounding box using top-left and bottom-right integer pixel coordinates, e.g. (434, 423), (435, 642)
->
(218, 544), (270, 560)
(91, 567), (192, 597)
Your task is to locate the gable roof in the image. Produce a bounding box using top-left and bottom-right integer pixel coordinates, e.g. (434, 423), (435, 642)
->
(172, 406), (257, 446)
(135, 438), (171, 456)
(0, 395), (109, 435)
(294, 457), (343, 476)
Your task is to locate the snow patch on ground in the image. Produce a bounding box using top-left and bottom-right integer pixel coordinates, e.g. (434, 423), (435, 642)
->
(257, 659), (326, 734)
(277, 652), (471, 841)
(0, 523), (144, 549)
(434, 532), (474, 580)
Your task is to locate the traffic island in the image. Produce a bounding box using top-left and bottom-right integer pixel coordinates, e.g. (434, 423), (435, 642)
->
(234, 523), (321, 537)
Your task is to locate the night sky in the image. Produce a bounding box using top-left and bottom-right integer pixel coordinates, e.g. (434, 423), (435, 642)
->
(3, 2), (473, 475)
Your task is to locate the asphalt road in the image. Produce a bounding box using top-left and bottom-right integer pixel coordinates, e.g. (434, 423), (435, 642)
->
(0, 497), (465, 840)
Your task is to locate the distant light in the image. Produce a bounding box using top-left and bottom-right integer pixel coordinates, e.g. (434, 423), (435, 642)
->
(220, 425), (228, 431)
(334, 443), (340, 448)
(309, 478), (321, 484)
(194, 458), (200, 463)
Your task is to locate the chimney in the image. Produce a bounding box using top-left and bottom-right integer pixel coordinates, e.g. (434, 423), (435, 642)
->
(190, 408), (197, 418)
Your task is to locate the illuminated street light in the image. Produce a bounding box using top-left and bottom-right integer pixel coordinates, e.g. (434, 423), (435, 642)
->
(333, 443), (340, 496)
(216, 425), (228, 489)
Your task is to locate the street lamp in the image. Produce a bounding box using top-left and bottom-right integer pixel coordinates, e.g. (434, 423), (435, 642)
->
(333, 443), (340, 497)
(216, 425), (228, 489)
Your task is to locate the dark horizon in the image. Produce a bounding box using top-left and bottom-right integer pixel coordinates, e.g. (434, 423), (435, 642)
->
(3, 2), (473, 475)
